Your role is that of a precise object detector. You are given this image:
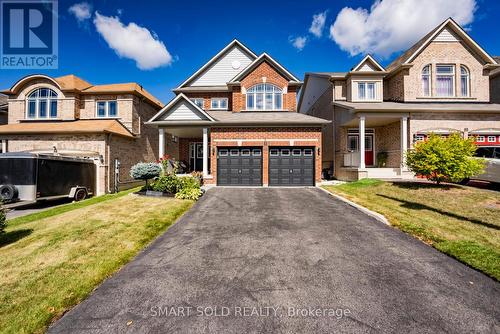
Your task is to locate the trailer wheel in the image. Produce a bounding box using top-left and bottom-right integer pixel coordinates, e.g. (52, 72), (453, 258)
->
(0, 185), (18, 201)
(74, 188), (87, 201)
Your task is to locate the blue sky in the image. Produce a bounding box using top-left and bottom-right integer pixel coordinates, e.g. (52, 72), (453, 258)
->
(1, 0), (499, 103)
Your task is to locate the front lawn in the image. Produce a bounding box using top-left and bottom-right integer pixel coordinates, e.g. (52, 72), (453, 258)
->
(323, 179), (500, 280)
(0, 192), (193, 334)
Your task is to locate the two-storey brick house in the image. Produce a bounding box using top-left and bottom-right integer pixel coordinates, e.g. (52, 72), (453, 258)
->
(299, 18), (500, 180)
(0, 74), (163, 194)
(148, 40), (328, 186)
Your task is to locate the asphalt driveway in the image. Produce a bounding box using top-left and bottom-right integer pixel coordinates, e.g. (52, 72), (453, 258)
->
(50, 188), (500, 333)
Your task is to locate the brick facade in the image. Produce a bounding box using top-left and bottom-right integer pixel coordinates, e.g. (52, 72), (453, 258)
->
(208, 127), (322, 185)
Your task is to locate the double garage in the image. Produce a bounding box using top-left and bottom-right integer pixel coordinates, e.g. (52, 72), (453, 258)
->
(216, 146), (315, 186)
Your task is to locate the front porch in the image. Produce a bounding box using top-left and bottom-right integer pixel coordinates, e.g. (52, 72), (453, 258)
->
(335, 112), (414, 181)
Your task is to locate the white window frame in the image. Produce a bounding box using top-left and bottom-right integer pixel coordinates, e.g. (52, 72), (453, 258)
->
(436, 64), (455, 97)
(25, 88), (58, 120)
(487, 136), (496, 143)
(421, 65), (431, 97)
(414, 134), (426, 143)
(246, 84), (283, 111)
(357, 82), (376, 101)
(96, 100), (118, 118)
(190, 98), (204, 109)
(210, 98), (228, 110)
(460, 65), (470, 97)
(476, 135), (485, 142)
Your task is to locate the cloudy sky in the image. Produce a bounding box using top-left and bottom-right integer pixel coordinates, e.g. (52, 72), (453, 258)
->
(1, 0), (499, 103)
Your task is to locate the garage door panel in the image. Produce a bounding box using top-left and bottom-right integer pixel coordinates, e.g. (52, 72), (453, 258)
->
(269, 147), (315, 186)
(217, 147), (262, 186)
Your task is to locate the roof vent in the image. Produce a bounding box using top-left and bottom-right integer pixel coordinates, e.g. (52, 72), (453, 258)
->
(231, 60), (241, 70)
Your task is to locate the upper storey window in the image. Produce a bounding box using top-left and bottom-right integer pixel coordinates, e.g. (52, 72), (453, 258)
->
(27, 88), (58, 119)
(357, 82), (375, 100)
(460, 66), (470, 97)
(436, 65), (455, 97)
(210, 98), (228, 110)
(190, 98), (204, 109)
(96, 101), (118, 118)
(421, 65), (431, 96)
(246, 84), (283, 110)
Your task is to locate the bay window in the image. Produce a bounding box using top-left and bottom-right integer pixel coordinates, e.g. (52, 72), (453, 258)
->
(96, 101), (118, 118)
(421, 65), (431, 96)
(246, 84), (283, 110)
(357, 82), (375, 100)
(436, 65), (455, 97)
(460, 65), (470, 97)
(26, 88), (58, 119)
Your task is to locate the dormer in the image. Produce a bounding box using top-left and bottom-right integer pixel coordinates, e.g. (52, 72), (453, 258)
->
(346, 55), (386, 102)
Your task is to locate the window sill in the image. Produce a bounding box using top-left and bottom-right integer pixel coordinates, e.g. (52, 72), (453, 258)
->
(239, 109), (290, 112)
(416, 96), (476, 100)
(20, 118), (62, 122)
(89, 117), (121, 120)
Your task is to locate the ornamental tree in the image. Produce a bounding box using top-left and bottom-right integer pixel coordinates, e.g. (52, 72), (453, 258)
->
(130, 162), (162, 189)
(405, 133), (485, 184)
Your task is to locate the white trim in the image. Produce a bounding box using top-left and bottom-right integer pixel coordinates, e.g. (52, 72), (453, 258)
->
(359, 116), (366, 169)
(404, 18), (497, 65)
(95, 100), (118, 118)
(487, 136), (496, 143)
(401, 116), (408, 171)
(352, 55), (385, 72)
(1, 140), (7, 153)
(10, 74), (62, 93)
(229, 53), (301, 83)
(190, 98), (204, 108)
(148, 93), (216, 122)
(159, 128), (165, 157)
(202, 127), (209, 177)
(213, 138), (318, 142)
(25, 88), (59, 120)
(176, 40), (257, 89)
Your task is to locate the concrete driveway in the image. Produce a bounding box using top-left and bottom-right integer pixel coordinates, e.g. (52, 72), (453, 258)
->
(49, 188), (500, 333)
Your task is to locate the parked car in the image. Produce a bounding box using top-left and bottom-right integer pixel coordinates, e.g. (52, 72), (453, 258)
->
(0, 153), (96, 203)
(469, 147), (500, 184)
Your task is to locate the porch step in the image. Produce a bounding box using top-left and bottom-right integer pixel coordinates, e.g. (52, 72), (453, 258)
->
(365, 168), (401, 179)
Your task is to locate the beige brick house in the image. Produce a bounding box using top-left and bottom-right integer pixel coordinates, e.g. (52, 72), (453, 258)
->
(0, 95), (7, 128)
(0, 74), (163, 194)
(148, 40), (328, 186)
(299, 18), (500, 180)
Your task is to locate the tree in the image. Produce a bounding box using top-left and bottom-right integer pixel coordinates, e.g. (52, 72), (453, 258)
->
(0, 204), (6, 235)
(405, 133), (485, 184)
(130, 162), (162, 189)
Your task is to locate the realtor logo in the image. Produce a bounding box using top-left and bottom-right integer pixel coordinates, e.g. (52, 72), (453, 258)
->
(1, 0), (58, 69)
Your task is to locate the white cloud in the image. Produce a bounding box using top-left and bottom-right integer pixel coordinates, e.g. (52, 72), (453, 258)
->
(289, 36), (307, 51)
(329, 0), (477, 58)
(93, 12), (173, 70)
(309, 11), (327, 38)
(68, 2), (92, 22)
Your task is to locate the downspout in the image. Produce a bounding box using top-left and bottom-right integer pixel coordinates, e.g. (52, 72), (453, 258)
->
(106, 133), (112, 193)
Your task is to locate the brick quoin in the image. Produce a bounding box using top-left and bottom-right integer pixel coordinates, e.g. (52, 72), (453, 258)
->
(207, 127), (322, 185)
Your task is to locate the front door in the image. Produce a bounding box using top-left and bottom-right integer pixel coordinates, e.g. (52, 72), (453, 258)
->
(364, 135), (374, 166)
(189, 143), (209, 172)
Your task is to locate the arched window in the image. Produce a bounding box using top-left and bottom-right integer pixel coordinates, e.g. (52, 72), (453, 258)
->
(460, 65), (470, 97)
(27, 88), (58, 119)
(246, 84), (283, 111)
(421, 65), (431, 96)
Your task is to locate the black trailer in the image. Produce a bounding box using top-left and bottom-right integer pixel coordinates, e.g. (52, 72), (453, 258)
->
(0, 153), (96, 203)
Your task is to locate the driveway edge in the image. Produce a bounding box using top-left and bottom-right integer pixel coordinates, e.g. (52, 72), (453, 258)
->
(317, 186), (390, 226)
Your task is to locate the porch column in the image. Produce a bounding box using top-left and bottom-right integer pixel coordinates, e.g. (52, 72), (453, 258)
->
(1, 140), (6, 153)
(202, 127), (209, 177)
(359, 116), (366, 169)
(400, 116), (408, 170)
(158, 128), (165, 158)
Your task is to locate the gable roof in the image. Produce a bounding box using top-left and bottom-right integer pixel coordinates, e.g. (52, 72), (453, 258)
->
(386, 18), (498, 72)
(228, 53), (302, 84)
(352, 55), (385, 72)
(176, 39), (257, 89)
(148, 93), (215, 123)
(0, 119), (135, 138)
(2, 74), (163, 108)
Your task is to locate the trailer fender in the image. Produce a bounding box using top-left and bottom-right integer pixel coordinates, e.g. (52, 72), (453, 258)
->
(69, 187), (87, 201)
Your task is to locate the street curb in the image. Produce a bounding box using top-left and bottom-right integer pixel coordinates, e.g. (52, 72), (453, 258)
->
(317, 186), (391, 226)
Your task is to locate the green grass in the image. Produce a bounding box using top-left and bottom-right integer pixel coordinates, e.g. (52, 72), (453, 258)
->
(7, 187), (139, 227)
(323, 180), (500, 280)
(0, 191), (193, 334)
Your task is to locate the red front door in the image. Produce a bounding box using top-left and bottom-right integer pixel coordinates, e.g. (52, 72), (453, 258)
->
(364, 135), (374, 166)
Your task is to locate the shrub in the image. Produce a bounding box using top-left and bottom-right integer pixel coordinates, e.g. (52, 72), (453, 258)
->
(0, 206), (5, 235)
(151, 174), (181, 194)
(130, 162), (161, 189)
(405, 133), (485, 184)
(175, 187), (203, 200)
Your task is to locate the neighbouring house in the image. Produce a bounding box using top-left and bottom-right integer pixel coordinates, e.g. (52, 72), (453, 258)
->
(0, 74), (163, 194)
(491, 56), (500, 103)
(299, 18), (500, 181)
(0, 94), (7, 128)
(147, 40), (328, 186)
